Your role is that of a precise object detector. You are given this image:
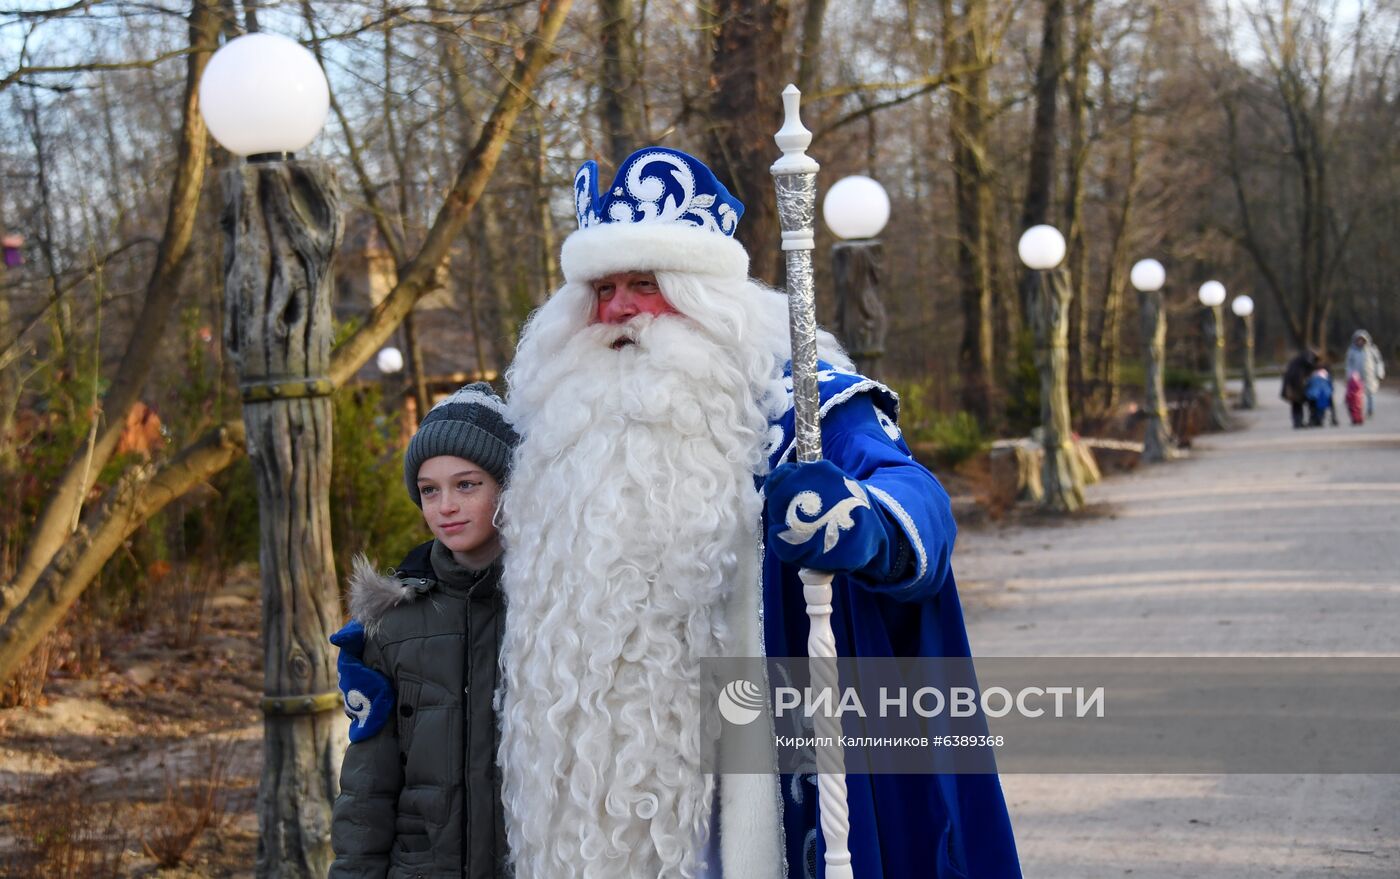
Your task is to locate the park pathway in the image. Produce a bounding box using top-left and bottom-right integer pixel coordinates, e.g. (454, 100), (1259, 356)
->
(954, 384), (1400, 878)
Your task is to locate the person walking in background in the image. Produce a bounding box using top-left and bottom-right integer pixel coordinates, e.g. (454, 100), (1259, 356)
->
(1282, 349), (1318, 429)
(1345, 330), (1385, 418)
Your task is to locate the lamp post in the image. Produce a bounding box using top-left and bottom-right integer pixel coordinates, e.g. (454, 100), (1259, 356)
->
(201, 32), (342, 878)
(1130, 258), (1174, 463)
(1231, 295), (1256, 409)
(822, 174), (890, 377)
(1198, 280), (1230, 430)
(1018, 224), (1084, 512)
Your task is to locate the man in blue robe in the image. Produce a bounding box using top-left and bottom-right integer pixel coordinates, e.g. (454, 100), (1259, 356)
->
(494, 146), (1021, 879)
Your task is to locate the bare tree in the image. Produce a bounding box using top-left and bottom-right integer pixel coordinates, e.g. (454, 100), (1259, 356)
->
(599, 0), (645, 158)
(0, 0), (218, 631)
(704, 0), (791, 285)
(944, 0), (998, 424)
(0, 0), (575, 682)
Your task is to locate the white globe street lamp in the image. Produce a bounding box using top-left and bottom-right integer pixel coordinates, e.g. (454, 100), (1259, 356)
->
(1017, 223), (1081, 512)
(1017, 224), (1066, 271)
(822, 175), (890, 240)
(376, 346), (405, 375)
(1231, 296), (1257, 409)
(1130, 258), (1165, 293)
(823, 175), (891, 377)
(1197, 280), (1229, 427)
(1197, 280), (1226, 307)
(199, 32), (330, 158)
(1131, 258), (1173, 463)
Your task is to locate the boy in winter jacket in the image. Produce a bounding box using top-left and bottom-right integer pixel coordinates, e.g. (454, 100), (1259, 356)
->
(329, 383), (518, 879)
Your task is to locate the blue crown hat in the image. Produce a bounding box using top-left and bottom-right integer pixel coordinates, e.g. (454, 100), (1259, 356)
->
(560, 147), (750, 284)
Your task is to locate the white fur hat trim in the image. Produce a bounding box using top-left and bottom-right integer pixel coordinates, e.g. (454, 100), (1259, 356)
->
(560, 220), (749, 284)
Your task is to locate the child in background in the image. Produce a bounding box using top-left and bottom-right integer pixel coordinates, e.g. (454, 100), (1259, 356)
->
(329, 383), (518, 879)
(1305, 364), (1339, 427)
(1346, 372), (1366, 425)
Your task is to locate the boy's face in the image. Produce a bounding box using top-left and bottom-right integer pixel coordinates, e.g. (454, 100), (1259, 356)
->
(416, 455), (502, 563)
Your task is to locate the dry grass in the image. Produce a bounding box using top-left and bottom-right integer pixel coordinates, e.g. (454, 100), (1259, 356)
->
(0, 630), (56, 709)
(140, 740), (236, 868)
(3, 775), (127, 878)
(150, 562), (223, 650)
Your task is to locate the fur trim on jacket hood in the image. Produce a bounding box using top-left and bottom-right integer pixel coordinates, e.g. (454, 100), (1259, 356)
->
(348, 554), (431, 636)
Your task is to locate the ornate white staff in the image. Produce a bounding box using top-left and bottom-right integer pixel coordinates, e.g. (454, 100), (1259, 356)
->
(771, 83), (855, 879)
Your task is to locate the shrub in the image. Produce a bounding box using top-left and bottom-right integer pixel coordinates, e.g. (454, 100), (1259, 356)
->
(1164, 367), (1203, 392)
(4, 775), (127, 878)
(1002, 329), (1041, 435)
(926, 411), (990, 469)
(330, 384), (429, 581)
(140, 741), (234, 868)
(888, 379), (990, 471)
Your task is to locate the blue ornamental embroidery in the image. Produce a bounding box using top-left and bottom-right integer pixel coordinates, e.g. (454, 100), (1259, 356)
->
(767, 361), (902, 471)
(573, 148), (745, 236)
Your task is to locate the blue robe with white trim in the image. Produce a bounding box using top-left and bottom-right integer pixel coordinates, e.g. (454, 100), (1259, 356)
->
(761, 364), (1022, 879)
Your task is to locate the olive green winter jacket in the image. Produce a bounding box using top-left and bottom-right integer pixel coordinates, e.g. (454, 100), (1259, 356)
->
(330, 540), (508, 879)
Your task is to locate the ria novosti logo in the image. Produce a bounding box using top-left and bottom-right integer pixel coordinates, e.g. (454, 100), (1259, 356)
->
(717, 679), (765, 725)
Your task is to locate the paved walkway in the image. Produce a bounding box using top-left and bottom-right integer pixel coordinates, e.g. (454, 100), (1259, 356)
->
(954, 384), (1400, 878)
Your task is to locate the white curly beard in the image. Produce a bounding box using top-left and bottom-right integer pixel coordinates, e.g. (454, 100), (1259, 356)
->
(497, 273), (834, 879)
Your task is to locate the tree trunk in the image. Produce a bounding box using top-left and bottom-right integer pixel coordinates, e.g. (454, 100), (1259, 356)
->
(1240, 313), (1257, 408)
(401, 309), (433, 416)
(945, 0), (996, 425)
(1019, 0), (1065, 237)
(705, 0), (791, 285)
(1033, 269), (1084, 512)
(223, 161), (344, 878)
(1205, 304), (1230, 430)
(599, 0), (644, 159)
(0, 0), (216, 629)
(1138, 287), (1173, 463)
(0, 294), (19, 472)
(1092, 20), (1148, 416)
(1062, 0), (1093, 411)
(796, 0), (829, 95)
(533, 106), (560, 295)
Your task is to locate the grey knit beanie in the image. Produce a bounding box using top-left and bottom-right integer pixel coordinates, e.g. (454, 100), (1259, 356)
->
(403, 382), (519, 506)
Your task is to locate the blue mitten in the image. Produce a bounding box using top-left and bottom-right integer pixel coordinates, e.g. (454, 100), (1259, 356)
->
(764, 460), (902, 575)
(330, 620), (395, 743)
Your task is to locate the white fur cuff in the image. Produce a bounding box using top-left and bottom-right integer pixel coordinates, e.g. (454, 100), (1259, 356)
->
(560, 222), (750, 284)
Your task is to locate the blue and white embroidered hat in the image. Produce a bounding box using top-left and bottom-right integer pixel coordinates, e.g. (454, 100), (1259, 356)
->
(560, 146), (749, 284)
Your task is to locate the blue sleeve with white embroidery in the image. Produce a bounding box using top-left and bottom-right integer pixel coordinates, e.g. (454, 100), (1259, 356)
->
(764, 459), (908, 575)
(815, 392), (956, 601)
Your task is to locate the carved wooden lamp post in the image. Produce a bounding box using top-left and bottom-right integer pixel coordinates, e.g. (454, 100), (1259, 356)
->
(1130, 258), (1174, 463)
(1231, 295), (1256, 410)
(1018, 224), (1084, 513)
(822, 174), (890, 378)
(201, 32), (343, 878)
(1198, 280), (1230, 429)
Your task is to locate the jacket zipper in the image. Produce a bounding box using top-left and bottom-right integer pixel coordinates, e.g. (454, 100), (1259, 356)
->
(463, 593), (472, 878)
